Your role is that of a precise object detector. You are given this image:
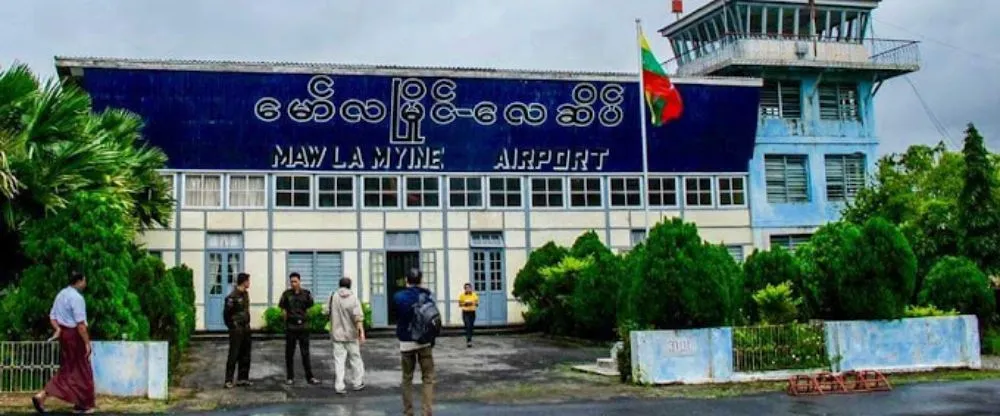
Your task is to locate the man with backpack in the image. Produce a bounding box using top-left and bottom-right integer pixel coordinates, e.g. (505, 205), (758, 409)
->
(394, 267), (440, 416)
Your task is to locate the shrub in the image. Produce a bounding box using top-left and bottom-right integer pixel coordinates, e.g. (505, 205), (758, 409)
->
(513, 242), (568, 329)
(168, 265), (196, 348)
(621, 218), (742, 329)
(743, 247), (803, 322)
(130, 254), (194, 371)
(538, 255), (593, 336)
(796, 221), (862, 320)
(903, 304), (959, 318)
(919, 256), (995, 321)
(2, 192), (149, 341)
(732, 323), (829, 371)
(569, 231), (623, 340)
(982, 328), (1000, 355)
(306, 304), (328, 333)
(263, 307), (285, 333)
(752, 282), (802, 325)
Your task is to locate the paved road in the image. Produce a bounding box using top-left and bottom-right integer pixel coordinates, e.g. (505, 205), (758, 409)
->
(196, 380), (1000, 416)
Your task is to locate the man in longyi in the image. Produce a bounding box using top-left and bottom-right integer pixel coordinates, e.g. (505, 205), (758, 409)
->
(32, 271), (96, 414)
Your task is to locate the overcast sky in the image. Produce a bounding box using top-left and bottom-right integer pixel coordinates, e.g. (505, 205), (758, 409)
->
(2, 0), (998, 155)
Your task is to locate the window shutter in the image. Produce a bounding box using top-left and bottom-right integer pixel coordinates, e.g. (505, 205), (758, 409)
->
(314, 253), (343, 298)
(287, 253), (315, 291)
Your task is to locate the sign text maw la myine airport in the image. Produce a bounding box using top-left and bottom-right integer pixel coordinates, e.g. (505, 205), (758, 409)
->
(82, 68), (761, 173)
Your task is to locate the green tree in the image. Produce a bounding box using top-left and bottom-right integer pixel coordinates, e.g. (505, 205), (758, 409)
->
(742, 247), (804, 322)
(958, 124), (1000, 274)
(569, 231), (624, 340)
(919, 256), (995, 322)
(513, 241), (568, 329)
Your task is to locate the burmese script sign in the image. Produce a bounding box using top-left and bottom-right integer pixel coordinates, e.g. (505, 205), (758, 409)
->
(81, 67), (761, 173)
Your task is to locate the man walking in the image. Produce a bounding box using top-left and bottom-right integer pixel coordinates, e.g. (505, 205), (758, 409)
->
(458, 283), (479, 347)
(327, 277), (366, 394)
(32, 271), (95, 414)
(278, 272), (318, 385)
(223, 272), (253, 388)
(394, 268), (439, 416)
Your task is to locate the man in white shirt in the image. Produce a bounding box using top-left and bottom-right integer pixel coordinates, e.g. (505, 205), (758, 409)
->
(32, 271), (95, 414)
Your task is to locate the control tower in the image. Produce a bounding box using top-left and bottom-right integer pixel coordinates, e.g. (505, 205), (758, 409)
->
(659, 0), (920, 250)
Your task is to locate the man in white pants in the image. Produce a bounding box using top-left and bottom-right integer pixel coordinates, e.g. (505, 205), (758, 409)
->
(327, 277), (366, 394)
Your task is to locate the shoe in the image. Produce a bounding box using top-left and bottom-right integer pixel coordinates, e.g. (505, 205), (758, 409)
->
(352, 384), (366, 391)
(286, 379), (294, 385)
(307, 378), (321, 385)
(31, 395), (45, 414)
(335, 389), (347, 395)
(224, 382), (234, 389)
(467, 342), (472, 348)
(236, 380), (253, 387)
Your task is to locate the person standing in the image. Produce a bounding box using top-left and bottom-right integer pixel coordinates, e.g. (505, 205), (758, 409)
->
(394, 267), (439, 416)
(32, 271), (95, 414)
(327, 277), (366, 394)
(223, 272), (253, 388)
(458, 283), (479, 347)
(278, 272), (318, 385)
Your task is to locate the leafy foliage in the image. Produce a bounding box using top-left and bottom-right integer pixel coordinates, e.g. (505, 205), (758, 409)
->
(903, 304), (959, 318)
(743, 247), (804, 322)
(752, 282), (802, 325)
(130, 253), (195, 370)
(569, 231), (623, 340)
(732, 324), (829, 372)
(958, 124), (1000, 274)
(512, 242), (569, 330)
(918, 256), (995, 321)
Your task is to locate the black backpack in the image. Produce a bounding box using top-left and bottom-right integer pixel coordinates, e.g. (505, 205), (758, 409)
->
(409, 292), (442, 345)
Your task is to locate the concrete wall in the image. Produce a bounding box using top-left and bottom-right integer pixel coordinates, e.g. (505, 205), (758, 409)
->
(90, 341), (168, 400)
(826, 316), (983, 372)
(630, 328), (733, 385)
(630, 316), (982, 385)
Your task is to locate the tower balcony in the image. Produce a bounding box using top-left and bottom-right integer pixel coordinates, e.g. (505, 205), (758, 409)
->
(665, 34), (920, 80)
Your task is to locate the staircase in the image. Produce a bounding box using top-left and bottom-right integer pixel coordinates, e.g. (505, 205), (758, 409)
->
(572, 341), (623, 377)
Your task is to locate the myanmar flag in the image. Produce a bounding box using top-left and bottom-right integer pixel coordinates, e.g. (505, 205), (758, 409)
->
(640, 31), (683, 126)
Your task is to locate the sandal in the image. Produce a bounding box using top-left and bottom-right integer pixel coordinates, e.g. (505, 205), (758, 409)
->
(31, 395), (46, 414)
(224, 382), (234, 389)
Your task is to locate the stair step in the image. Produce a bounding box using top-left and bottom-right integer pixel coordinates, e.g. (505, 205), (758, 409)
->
(596, 357), (617, 369)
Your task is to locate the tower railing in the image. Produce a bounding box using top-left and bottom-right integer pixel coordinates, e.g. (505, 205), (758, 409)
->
(662, 33), (920, 77)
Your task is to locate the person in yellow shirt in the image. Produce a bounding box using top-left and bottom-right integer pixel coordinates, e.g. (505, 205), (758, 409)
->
(458, 283), (479, 348)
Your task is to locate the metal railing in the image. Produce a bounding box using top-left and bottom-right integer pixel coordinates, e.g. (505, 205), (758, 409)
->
(732, 323), (830, 373)
(662, 33), (920, 76)
(0, 342), (60, 393)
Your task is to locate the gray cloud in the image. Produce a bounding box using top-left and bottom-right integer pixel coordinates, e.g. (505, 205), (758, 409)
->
(2, 0), (997, 155)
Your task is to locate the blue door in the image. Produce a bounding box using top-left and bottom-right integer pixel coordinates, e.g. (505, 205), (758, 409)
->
(471, 248), (507, 326)
(205, 251), (243, 331)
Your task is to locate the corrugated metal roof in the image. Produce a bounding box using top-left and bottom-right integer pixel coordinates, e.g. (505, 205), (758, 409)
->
(53, 56), (762, 87)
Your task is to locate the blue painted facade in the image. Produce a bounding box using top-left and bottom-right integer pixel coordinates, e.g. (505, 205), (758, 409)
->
(80, 68), (760, 174)
(630, 328), (733, 384)
(748, 76), (879, 246)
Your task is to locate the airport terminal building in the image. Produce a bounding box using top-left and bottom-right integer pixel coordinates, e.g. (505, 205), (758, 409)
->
(55, 57), (760, 331)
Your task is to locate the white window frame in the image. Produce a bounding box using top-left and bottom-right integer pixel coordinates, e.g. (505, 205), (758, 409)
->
(274, 174), (313, 209)
(717, 176), (747, 207)
(362, 176), (400, 209)
(609, 177), (643, 208)
(183, 173), (223, 209)
(684, 176), (714, 208)
(568, 177), (603, 208)
(404, 176), (441, 209)
(765, 155), (810, 203)
(227, 174), (267, 209)
(316, 175), (355, 209)
(487, 176), (523, 209)
(530, 177), (565, 208)
(448, 176), (485, 209)
(647, 176), (679, 208)
(824, 154), (866, 202)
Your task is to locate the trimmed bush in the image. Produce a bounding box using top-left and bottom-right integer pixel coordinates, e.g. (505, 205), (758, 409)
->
(537, 255), (593, 336)
(569, 231), (623, 340)
(795, 221), (862, 320)
(743, 247), (803, 322)
(918, 256), (995, 321)
(752, 282), (801, 325)
(513, 242), (569, 330)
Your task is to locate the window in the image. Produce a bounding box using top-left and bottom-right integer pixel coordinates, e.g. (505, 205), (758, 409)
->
(317, 176), (353, 208)
(488, 177), (522, 208)
(685, 177), (713, 207)
(449, 177), (483, 208)
(610, 177), (642, 207)
(275, 175), (312, 208)
(420, 251), (438, 291)
(569, 177), (602, 207)
(363, 176), (399, 208)
(818, 83), (859, 121)
(228, 175), (266, 208)
(630, 229), (647, 247)
(405, 177), (440, 208)
(727, 245), (745, 263)
(765, 155), (809, 203)
(530, 177), (564, 208)
(183, 174), (222, 208)
(759, 80), (802, 119)
(718, 176), (746, 206)
(825, 154), (865, 202)
(770, 234), (811, 253)
(647, 177), (678, 207)
(287, 252), (343, 298)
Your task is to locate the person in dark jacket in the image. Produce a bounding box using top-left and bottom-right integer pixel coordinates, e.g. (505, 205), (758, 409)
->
(393, 267), (434, 416)
(223, 272), (253, 388)
(278, 272), (318, 385)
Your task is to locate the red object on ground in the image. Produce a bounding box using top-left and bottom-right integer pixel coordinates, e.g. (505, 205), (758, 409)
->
(787, 370), (892, 396)
(672, 0), (683, 14)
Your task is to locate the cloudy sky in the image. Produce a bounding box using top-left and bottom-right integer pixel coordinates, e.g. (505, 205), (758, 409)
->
(2, 0), (998, 154)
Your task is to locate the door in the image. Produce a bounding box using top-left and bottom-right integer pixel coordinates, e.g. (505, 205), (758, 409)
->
(205, 251), (243, 330)
(385, 251), (420, 325)
(471, 248), (507, 325)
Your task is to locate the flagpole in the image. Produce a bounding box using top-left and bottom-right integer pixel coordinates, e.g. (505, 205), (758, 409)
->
(635, 18), (652, 237)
